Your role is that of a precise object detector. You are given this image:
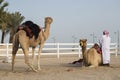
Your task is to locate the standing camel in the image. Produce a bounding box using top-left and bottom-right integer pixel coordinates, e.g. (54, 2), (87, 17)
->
(79, 39), (102, 67)
(12, 17), (53, 72)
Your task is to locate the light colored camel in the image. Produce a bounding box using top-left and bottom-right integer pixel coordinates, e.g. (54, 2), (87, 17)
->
(79, 39), (102, 68)
(12, 17), (53, 72)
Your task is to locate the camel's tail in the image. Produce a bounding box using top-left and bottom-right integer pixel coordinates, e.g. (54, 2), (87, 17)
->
(12, 34), (19, 55)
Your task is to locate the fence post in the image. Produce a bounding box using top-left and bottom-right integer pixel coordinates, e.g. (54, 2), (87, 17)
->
(78, 44), (81, 58)
(2, 43), (11, 63)
(115, 43), (118, 56)
(57, 43), (60, 59)
(6, 43), (9, 58)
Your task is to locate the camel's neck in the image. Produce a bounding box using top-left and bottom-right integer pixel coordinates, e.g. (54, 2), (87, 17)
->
(81, 46), (87, 58)
(43, 23), (50, 40)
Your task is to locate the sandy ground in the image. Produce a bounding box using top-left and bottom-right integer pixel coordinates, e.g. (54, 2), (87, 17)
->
(0, 54), (120, 80)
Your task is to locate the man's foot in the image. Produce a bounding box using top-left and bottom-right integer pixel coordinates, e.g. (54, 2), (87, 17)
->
(102, 63), (110, 67)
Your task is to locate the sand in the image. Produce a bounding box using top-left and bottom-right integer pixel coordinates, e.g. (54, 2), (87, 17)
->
(0, 55), (120, 80)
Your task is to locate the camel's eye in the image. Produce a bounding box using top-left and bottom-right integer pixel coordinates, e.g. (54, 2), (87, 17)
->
(80, 42), (83, 46)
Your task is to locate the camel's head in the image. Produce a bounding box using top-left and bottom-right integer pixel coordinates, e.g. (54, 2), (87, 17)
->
(45, 17), (53, 24)
(79, 39), (87, 47)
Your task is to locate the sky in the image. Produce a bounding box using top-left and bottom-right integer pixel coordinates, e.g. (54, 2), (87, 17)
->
(3, 0), (120, 43)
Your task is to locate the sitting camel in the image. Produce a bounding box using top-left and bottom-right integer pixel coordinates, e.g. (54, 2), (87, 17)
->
(79, 39), (102, 67)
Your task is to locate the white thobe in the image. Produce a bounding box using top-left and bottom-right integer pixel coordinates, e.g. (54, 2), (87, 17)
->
(99, 35), (111, 64)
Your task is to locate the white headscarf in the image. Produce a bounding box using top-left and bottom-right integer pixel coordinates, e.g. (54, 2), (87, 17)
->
(103, 30), (109, 37)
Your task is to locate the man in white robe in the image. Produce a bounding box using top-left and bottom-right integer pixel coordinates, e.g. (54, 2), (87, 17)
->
(99, 30), (111, 66)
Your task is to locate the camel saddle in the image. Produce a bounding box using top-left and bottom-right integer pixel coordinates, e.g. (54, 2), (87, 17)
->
(92, 43), (102, 54)
(17, 25), (41, 39)
(17, 21), (41, 39)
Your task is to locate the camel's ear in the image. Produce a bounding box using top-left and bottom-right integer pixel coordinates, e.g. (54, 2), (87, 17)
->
(85, 39), (87, 41)
(79, 39), (81, 42)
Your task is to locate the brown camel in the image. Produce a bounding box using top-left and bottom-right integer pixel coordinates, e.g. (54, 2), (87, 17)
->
(79, 39), (102, 68)
(12, 17), (53, 72)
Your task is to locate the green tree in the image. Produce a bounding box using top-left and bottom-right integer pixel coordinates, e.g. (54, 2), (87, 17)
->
(0, 0), (8, 43)
(7, 12), (25, 43)
(0, 0), (25, 43)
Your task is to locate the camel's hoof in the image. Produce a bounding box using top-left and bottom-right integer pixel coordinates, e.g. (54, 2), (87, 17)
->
(12, 70), (17, 73)
(33, 69), (38, 72)
(31, 67), (38, 72)
(37, 68), (41, 71)
(88, 65), (96, 68)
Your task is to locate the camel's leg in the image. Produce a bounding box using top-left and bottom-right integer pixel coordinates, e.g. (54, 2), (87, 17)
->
(12, 37), (19, 72)
(82, 59), (87, 67)
(37, 43), (44, 70)
(12, 47), (18, 72)
(32, 47), (35, 66)
(23, 49), (37, 72)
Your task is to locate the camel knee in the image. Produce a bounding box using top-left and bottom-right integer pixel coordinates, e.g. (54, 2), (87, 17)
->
(23, 52), (30, 64)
